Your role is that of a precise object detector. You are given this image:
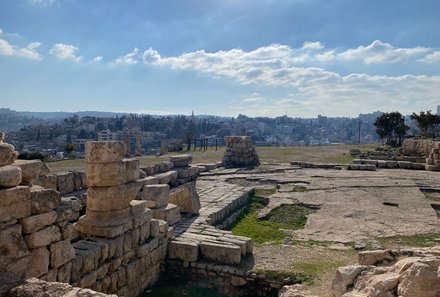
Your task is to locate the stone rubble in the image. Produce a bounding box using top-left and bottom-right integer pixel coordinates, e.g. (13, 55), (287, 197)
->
(426, 143), (440, 171)
(223, 136), (260, 167)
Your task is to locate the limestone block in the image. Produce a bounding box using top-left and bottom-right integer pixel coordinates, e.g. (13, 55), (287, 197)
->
(398, 161), (413, 169)
(96, 262), (110, 280)
(79, 270), (98, 288)
(87, 184), (132, 211)
(61, 223), (79, 241)
(331, 265), (371, 296)
(151, 204), (181, 225)
(386, 161), (398, 169)
(50, 239), (75, 269)
(72, 171), (83, 191)
(139, 221), (151, 243)
(139, 176), (159, 186)
(140, 165), (155, 176)
(85, 141), (127, 164)
(0, 165), (22, 187)
(39, 162), (51, 176)
(170, 154), (193, 167)
(150, 219), (160, 238)
(24, 225), (62, 249)
(57, 261), (72, 283)
(376, 160), (387, 168)
(75, 215), (132, 238)
(168, 182), (201, 214)
(124, 158), (140, 182)
(139, 168), (146, 178)
(19, 210), (57, 234)
(55, 171), (74, 194)
(142, 184), (169, 208)
(126, 259), (141, 284)
(358, 250), (393, 266)
(167, 240), (199, 262)
(4, 254), (31, 278)
(86, 162), (126, 187)
(397, 262), (440, 297)
(13, 159), (42, 185)
(35, 174), (58, 190)
(0, 224), (29, 264)
(0, 186), (31, 222)
(155, 171), (178, 184)
(199, 241), (241, 264)
(26, 246), (50, 278)
(70, 255), (83, 282)
(29, 185), (60, 214)
(0, 143), (18, 166)
(73, 242), (99, 274)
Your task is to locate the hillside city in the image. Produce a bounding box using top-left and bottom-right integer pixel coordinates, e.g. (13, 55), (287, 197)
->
(2, 107), (436, 160)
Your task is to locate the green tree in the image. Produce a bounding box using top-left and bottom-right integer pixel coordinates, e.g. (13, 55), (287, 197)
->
(64, 143), (75, 155)
(374, 112), (409, 146)
(410, 110), (440, 136)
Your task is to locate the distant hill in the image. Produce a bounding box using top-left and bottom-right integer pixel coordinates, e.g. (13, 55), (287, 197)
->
(19, 111), (125, 119)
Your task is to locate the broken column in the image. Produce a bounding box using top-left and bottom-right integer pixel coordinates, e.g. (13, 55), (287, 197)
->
(75, 141), (141, 238)
(223, 136), (260, 167)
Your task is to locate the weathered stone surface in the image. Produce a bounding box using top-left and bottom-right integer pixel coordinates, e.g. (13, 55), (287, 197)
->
(50, 239), (75, 269)
(57, 261), (72, 283)
(26, 247), (50, 277)
(0, 186), (31, 222)
(0, 224), (29, 266)
(398, 261), (440, 297)
(0, 165), (21, 187)
(142, 184), (169, 208)
(55, 171), (74, 194)
(30, 185), (61, 214)
(152, 203), (180, 225)
(39, 162), (51, 176)
(87, 184), (137, 211)
(199, 241), (241, 264)
(85, 141), (127, 164)
(72, 171), (83, 191)
(13, 159), (42, 185)
(86, 162), (126, 187)
(167, 240), (199, 262)
(155, 171), (178, 184)
(168, 182), (201, 214)
(124, 158), (140, 182)
(358, 250), (393, 265)
(0, 143), (18, 166)
(75, 215), (131, 238)
(170, 155), (193, 167)
(19, 210), (57, 234)
(331, 265), (371, 297)
(35, 174), (58, 190)
(24, 225), (61, 248)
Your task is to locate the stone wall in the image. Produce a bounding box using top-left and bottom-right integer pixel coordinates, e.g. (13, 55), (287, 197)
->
(425, 144), (440, 171)
(223, 136), (259, 167)
(1, 136), (241, 297)
(401, 138), (439, 157)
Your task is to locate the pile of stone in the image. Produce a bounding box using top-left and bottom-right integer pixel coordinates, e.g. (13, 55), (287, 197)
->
(36, 170), (87, 195)
(170, 154), (199, 185)
(332, 246), (440, 297)
(349, 158), (426, 171)
(426, 144), (440, 171)
(142, 184), (181, 225)
(223, 136), (259, 167)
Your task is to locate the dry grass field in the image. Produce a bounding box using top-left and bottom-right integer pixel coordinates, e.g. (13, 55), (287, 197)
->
(47, 144), (379, 173)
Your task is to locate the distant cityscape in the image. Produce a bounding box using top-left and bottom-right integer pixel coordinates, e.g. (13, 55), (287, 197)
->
(0, 107), (434, 160)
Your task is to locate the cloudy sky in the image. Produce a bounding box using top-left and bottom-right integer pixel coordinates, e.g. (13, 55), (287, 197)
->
(0, 0), (439, 117)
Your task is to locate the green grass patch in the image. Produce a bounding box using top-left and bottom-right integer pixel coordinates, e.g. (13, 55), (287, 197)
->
(255, 187), (277, 197)
(292, 185), (308, 192)
(250, 269), (311, 284)
(229, 196), (313, 243)
(376, 233), (440, 248)
(423, 192), (440, 202)
(265, 204), (312, 229)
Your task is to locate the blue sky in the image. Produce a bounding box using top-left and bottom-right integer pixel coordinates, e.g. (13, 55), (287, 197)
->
(0, 0), (439, 117)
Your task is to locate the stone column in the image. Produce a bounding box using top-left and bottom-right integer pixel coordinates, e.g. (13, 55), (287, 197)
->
(75, 141), (140, 238)
(222, 136), (260, 167)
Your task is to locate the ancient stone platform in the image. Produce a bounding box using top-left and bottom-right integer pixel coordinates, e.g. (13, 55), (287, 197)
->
(169, 179), (254, 265)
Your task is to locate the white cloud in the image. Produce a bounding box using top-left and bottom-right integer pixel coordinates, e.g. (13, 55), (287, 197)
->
(419, 51), (440, 63)
(0, 39), (43, 60)
(49, 43), (82, 62)
(0, 28), (3, 35)
(28, 0), (56, 6)
(112, 48), (140, 65)
(338, 40), (430, 64)
(302, 41), (324, 50)
(93, 56), (103, 62)
(139, 44), (440, 116)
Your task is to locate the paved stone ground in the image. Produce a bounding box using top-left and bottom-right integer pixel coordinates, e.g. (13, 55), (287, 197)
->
(198, 167), (440, 243)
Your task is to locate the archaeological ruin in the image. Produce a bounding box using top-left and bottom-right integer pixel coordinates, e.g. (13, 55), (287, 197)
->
(1, 134), (440, 297)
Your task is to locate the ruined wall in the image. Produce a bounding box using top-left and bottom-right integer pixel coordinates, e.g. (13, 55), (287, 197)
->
(223, 136), (259, 167)
(401, 138), (439, 157)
